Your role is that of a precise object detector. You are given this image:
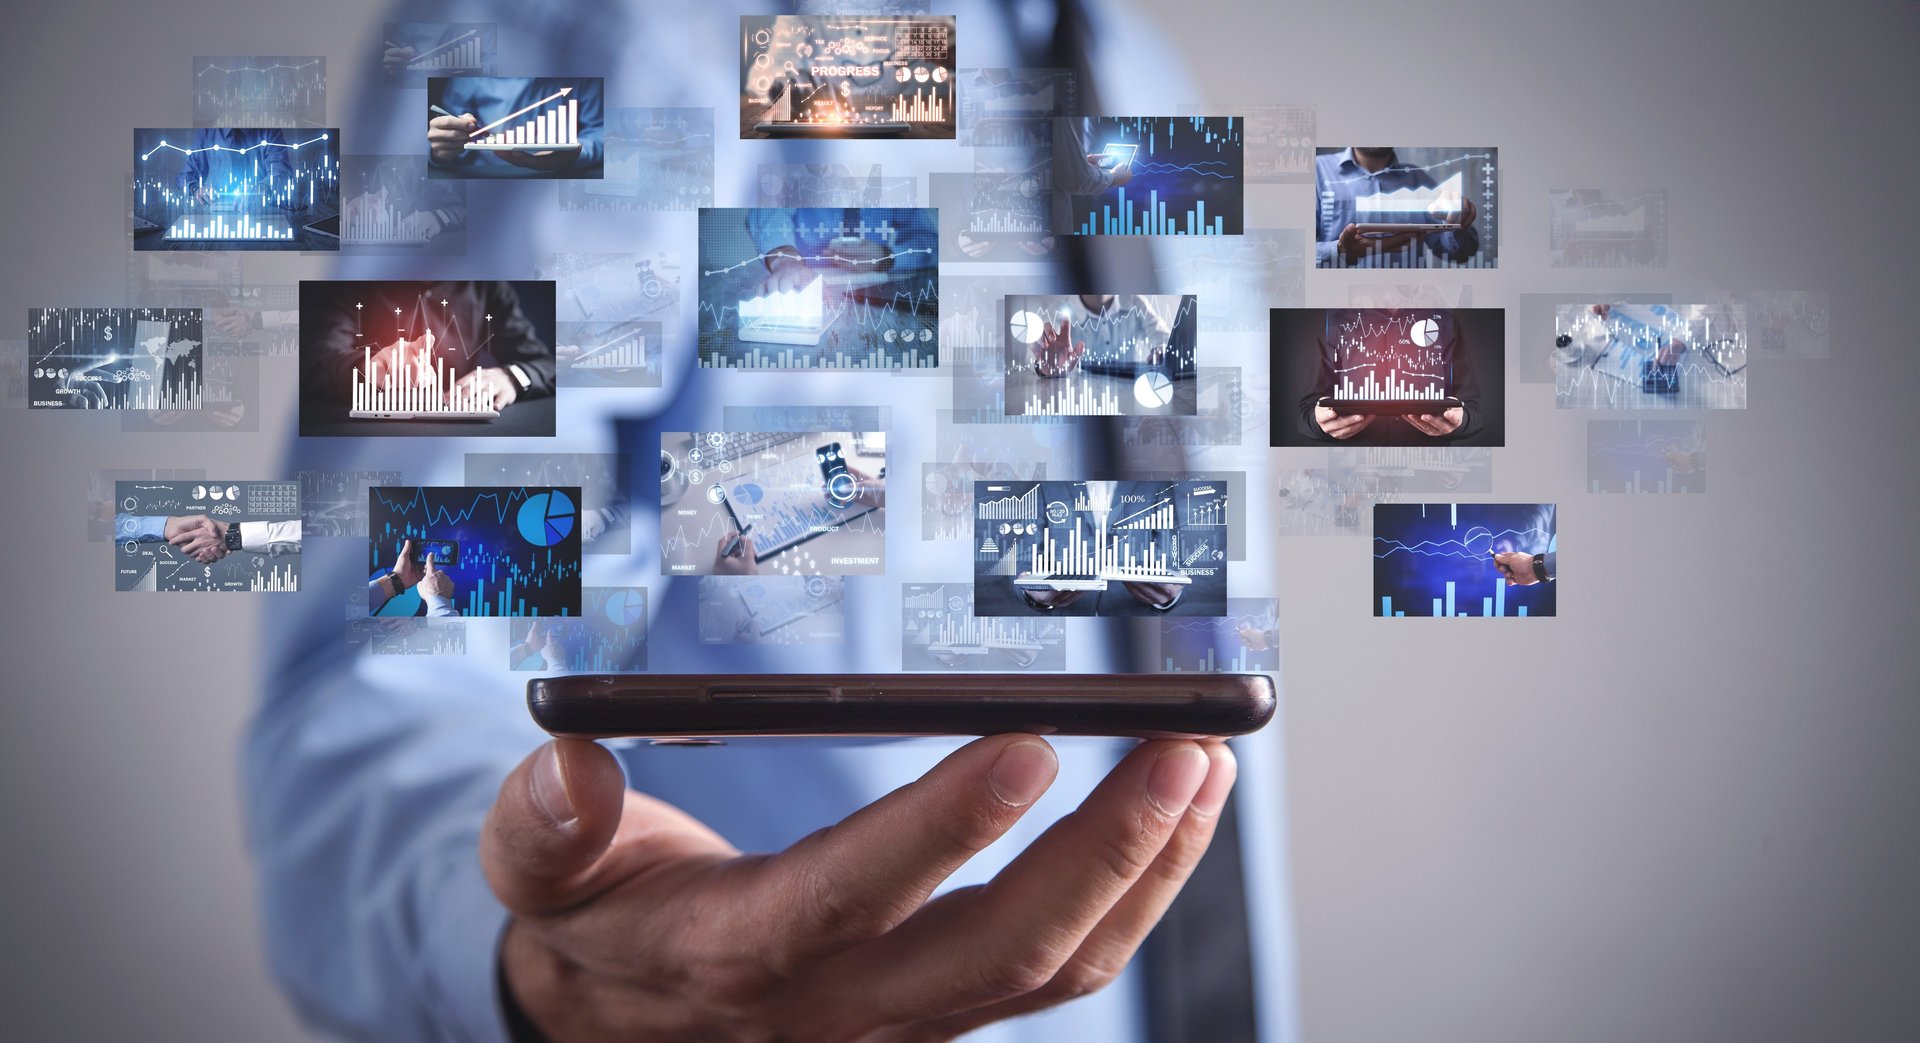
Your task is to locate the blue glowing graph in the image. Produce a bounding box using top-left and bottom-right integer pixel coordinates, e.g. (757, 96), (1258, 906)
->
(1372, 502), (1556, 618)
(518, 490), (576, 546)
(1072, 116), (1244, 236)
(369, 486), (582, 617)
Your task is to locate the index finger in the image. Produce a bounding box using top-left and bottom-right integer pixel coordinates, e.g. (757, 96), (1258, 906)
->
(735, 734), (1057, 973)
(812, 740), (1210, 1027)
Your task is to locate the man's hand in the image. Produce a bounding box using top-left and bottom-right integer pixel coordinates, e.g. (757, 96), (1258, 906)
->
(498, 148), (581, 173)
(760, 247), (818, 295)
(452, 366), (519, 411)
(366, 335), (435, 389)
(1032, 319), (1087, 378)
(1492, 551), (1542, 586)
(1403, 407), (1465, 438)
(845, 465), (886, 511)
(1336, 223), (1415, 264)
(1121, 582), (1183, 610)
(487, 734), (1235, 1041)
(1088, 154), (1133, 188)
(1314, 405), (1374, 440)
(418, 554), (455, 599)
(1454, 195), (1478, 230)
(428, 113), (479, 163)
(397, 208), (444, 240)
(384, 45), (416, 79)
(391, 538), (425, 589)
(713, 533), (758, 575)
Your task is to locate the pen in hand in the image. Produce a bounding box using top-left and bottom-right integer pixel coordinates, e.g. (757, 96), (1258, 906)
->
(722, 524), (753, 559)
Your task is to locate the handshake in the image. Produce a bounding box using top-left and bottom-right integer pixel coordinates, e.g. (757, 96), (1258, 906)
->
(162, 514), (232, 564)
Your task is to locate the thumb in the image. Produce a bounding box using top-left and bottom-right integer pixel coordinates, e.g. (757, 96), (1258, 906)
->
(481, 739), (627, 916)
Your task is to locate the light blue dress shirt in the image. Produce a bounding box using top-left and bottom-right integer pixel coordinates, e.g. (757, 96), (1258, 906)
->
(248, 4), (1296, 1042)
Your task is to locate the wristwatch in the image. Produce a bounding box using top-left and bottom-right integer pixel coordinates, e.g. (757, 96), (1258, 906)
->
(1531, 553), (1551, 583)
(223, 522), (243, 552)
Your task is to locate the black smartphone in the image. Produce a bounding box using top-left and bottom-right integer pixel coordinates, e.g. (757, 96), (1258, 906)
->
(816, 441), (860, 507)
(527, 673), (1274, 739)
(816, 441), (846, 484)
(400, 537), (461, 567)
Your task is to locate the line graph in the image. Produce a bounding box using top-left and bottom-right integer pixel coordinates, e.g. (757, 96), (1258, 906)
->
(193, 56), (326, 128)
(140, 132), (330, 161)
(197, 59), (321, 76)
(1372, 502), (1555, 617)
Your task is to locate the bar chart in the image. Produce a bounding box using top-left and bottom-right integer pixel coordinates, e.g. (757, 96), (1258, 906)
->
(890, 86), (948, 124)
(1070, 115), (1244, 236)
(463, 88), (581, 151)
(349, 337), (499, 416)
(902, 583), (1065, 670)
(165, 213), (296, 241)
(341, 191), (432, 245)
(972, 480), (1228, 616)
(1328, 310), (1453, 403)
(976, 485), (1038, 520)
(405, 30), (484, 71)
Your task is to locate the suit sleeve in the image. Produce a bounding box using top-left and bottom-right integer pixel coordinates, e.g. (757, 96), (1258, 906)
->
(1446, 318), (1486, 442)
(1295, 323), (1338, 442)
(481, 283), (555, 398)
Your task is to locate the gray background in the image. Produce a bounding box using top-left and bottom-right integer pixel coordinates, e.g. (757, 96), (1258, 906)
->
(3, 1), (1916, 1042)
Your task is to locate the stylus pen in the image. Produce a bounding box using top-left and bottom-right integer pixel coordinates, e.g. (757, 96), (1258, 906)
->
(429, 104), (457, 120)
(718, 494), (751, 558)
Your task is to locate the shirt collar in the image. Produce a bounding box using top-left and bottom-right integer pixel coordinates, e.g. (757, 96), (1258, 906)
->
(1339, 146), (1397, 173)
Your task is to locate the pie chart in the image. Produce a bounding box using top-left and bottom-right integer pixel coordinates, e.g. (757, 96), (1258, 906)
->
(1410, 317), (1441, 347)
(1134, 370), (1175, 408)
(1010, 309), (1046, 345)
(517, 490), (577, 547)
(603, 588), (646, 627)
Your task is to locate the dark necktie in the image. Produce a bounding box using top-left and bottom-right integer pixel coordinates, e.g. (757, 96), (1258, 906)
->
(1022, 1), (1263, 1038)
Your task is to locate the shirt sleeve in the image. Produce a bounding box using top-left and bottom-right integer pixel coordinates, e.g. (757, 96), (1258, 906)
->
(1295, 321), (1339, 441)
(367, 577), (392, 616)
(239, 519), (302, 554)
(116, 514), (171, 542)
(250, 535), (529, 1043)
(1050, 118), (1116, 196)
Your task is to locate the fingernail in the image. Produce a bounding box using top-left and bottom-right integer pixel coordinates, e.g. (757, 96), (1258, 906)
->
(529, 744), (577, 826)
(988, 739), (1055, 807)
(1146, 745), (1209, 816)
(1189, 747), (1238, 818)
